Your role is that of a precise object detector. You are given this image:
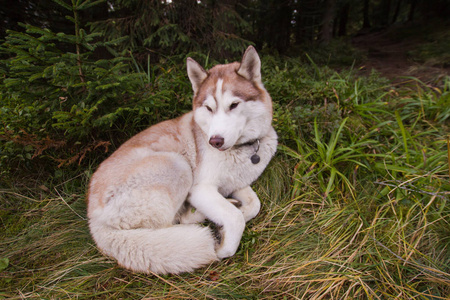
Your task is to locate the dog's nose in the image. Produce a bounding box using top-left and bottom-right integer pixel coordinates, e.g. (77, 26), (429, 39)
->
(209, 135), (224, 149)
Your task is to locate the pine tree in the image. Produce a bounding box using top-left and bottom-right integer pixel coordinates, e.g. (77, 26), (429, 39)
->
(0, 0), (158, 169)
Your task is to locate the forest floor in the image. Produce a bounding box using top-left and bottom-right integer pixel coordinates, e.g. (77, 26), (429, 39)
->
(352, 24), (450, 86)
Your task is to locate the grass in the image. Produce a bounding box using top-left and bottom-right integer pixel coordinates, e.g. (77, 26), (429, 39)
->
(1, 59), (449, 299)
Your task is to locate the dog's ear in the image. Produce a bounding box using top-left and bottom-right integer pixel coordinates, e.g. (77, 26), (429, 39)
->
(187, 58), (208, 95)
(237, 46), (261, 83)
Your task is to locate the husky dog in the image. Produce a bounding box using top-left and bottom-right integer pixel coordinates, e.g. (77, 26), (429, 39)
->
(87, 46), (277, 274)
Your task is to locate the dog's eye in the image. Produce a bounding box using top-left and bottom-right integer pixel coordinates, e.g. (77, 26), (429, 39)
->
(205, 105), (212, 112)
(229, 102), (239, 110)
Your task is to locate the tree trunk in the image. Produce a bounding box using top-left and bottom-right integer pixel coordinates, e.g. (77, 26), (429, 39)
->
(362, 0), (371, 29)
(391, 0), (402, 24)
(381, 0), (392, 26)
(338, 3), (350, 36)
(408, 0), (418, 22)
(320, 0), (337, 45)
(275, 2), (291, 53)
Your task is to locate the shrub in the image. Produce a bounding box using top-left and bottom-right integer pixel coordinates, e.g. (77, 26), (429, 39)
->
(0, 1), (194, 174)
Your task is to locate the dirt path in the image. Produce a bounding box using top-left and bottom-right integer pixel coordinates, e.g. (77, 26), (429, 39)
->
(352, 28), (449, 86)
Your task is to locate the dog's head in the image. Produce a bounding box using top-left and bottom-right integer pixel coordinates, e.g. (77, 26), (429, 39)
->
(187, 46), (273, 151)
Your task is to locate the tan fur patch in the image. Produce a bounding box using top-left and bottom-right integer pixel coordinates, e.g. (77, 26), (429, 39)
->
(193, 62), (265, 108)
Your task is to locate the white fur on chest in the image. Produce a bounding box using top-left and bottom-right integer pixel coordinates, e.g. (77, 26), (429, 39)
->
(193, 127), (277, 196)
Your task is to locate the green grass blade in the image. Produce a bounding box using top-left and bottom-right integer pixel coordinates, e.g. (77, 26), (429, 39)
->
(395, 110), (410, 164)
(326, 117), (348, 164)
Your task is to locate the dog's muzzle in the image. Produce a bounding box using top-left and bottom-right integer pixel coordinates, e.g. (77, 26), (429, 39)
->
(209, 135), (225, 149)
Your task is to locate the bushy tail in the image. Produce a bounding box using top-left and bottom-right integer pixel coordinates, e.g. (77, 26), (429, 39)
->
(90, 223), (218, 274)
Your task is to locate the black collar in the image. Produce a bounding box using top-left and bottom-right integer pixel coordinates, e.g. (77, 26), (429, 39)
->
(234, 139), (260, 149)
(234, 139), (261, 164)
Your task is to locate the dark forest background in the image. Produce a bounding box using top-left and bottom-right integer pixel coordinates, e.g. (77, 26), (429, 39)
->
(1, 0), (449, 59)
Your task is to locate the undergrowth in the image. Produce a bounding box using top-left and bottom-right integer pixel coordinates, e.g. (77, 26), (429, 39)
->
(1, 61), (449, 298)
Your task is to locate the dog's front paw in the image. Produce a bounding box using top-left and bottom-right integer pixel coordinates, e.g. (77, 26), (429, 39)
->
(216, 243), (236, 259)
(229, 187), (261, 222)
(214, 226), (240, 259)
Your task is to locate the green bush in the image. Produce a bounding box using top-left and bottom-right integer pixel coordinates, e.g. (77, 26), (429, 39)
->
(0, 1), (195, 174)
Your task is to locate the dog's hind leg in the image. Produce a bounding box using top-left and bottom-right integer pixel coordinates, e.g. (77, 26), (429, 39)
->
(178, 205), (206, 224)
(230, 186), (261, 222)
(98, 152), (194, 230)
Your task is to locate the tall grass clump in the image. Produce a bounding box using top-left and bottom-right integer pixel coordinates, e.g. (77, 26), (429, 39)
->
(268, 60), (449, 298)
